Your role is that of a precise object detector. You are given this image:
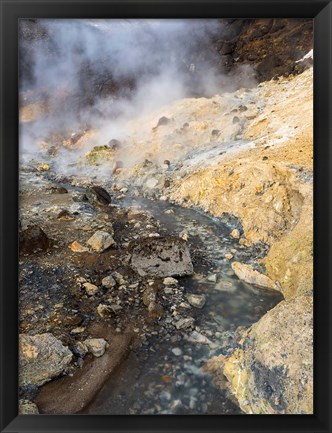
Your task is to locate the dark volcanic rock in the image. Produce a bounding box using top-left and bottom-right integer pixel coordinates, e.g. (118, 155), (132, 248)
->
(129, 237), (194, 278)
(156, 116), (170, 127)
(19, 225), (50, 255)
(86, 186), (112, 206)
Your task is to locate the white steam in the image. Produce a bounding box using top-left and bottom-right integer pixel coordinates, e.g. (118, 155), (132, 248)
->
(19, 19), (256, 170)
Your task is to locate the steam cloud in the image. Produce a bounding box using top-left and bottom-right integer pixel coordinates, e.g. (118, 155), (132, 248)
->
(19, 19), (256, 167)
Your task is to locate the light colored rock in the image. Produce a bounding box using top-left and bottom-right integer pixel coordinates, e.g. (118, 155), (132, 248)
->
(230, 229), (240, 239)
(205, 296), (313, 414)
(231, 262), (279, 291)
(19, 333), (72, 386)
(175, 317), (195, 330)
(171, 348), (182, 356)
(179, 230), (189, 241)
(19, 400), (39, 415)
(207, 274), (217, 283)
(84, 338), (108, 357)
(70, 327), (85, 335)
(83, 282), (99, 296)
(70, 241), (89, 253)
(186, 293), (206, 309)
(224, 253), (234, 260)
(96, 304), (112, 318)
(76, 276), (87, 285)
(112, 272), (126, 286)
(87, 230), (115, 253)
(101, 275), (116, 289)
(143, 286), (157, 306)
(163, 277), (179, 286)
(130, 237), (193, 278)
(185, 331), (217, 348)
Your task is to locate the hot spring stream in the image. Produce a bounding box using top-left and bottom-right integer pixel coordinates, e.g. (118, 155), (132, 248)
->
(83, 196), (283, 415)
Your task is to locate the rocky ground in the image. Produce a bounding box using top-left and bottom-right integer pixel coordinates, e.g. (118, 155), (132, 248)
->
(18, 21), (313, 415)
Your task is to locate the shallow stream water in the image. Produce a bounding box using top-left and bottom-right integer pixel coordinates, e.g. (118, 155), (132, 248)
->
(84, 196), (283, 415)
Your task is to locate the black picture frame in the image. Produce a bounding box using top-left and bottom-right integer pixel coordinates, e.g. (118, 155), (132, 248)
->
(1, 1), (331, 432)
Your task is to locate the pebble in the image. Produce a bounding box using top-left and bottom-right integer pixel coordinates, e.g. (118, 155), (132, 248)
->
(171, 347), (183, 356)
(163, 277), (179, 286)
(101, 275), (116, 289)
(70, 241), (89, 253)
(70, 327), (85, 335)
(224, 253), (234, 260)
(96, 304), (112, 318)
(84, 338), (107, 357)
(207, 274), (217, 282)
(83, 282), (99, 296)
(175, 317), (195, 330)
(230, 229), (241, 239)
(186, 294), (206, 309)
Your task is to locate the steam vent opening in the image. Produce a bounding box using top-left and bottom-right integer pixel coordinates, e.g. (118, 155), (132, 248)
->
(19, 18), (313, 416)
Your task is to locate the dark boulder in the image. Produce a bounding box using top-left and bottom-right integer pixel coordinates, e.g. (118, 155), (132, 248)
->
(19, 225), (50, 255)
(85, 186), (112, 206)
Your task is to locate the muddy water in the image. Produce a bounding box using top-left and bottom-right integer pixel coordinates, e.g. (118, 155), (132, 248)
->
(84, 197), (283, 415)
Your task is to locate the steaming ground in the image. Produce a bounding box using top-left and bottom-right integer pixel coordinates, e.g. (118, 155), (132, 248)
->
(18, 19), (313, 415)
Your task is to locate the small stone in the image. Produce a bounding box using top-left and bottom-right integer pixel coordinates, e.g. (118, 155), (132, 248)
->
(164, 287), (173, 295)
(143, 287), (157, 306)
(163, 277), (179, 286)
(70, 241), (89, 253)
(72, 341), (88, 357)
(164, 209), (174, 215)
(96, 304), (112, 318)
(175, 317), (195, 330)
(19, 400), (39, 415)
(172, 348), (182, 356)
(83, 282), (99, 296)
(57, 209), (73, 220)
(148, 233), (160, 237)
(84, 338), (107, 357)
(70, 327), (85, 335)
(239, 238), (251, 246)
(186, 294), (206, 309)
(230, 229), (240, 239)
(162, 375), (172, 384)
(101, 275), (116, 289)
(37, 163), (50, 171)
(76, 276), (87, 285)
(224, 253), (234, 260)
(179, 230), (189, 241)
(156, 116), (170, 127)
(112, 272), (126, 286)
(207, 274), (217, 283)
(148, 302), (164, 320)
(87, 230), (115, 253)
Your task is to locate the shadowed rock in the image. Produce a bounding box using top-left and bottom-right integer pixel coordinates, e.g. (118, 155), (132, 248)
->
(19, 225), (50, 255)
(86, 186), (112, 206)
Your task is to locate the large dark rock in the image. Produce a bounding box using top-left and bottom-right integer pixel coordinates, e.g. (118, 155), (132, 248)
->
(19, 225), (50, 255)
(85, 186), (112, 206)
(129, 237), (194, 278)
